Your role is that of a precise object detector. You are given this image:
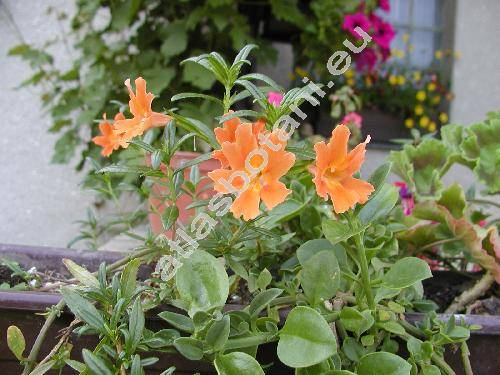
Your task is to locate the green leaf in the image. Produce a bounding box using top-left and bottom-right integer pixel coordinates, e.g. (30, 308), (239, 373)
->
(437, 183), (466, 219)
(182, 62), (216, 90)
(131, 354), (143, 375)
(7, 326), (25, 360)
(65, 359), (86, 372)
(62, 259), (99, 288)
(358, 184), (399, 224)
(278, 306), (336, 368)
(256, 268), (272, 290)
(206, 315), (230, 351)
(239, 73), (281, 90)
(368, 163), (392, 196)
(160, 21), (188, 59)
(301, 250), (340, 307)
(214, 352), (264, 375)
(60, 287), (105, 331)
(173, 337), (204, 360)
(128, 298), (145, 351)
(161, 206), (179, 231)
(29, 360), (57, 375)
(120, 258), (141, 300)
(322, 219), (363, 245)
(171, 92), (223, 106)
(340, 307), (374, 337)
(232, 44), (257, 66)
(175, 250), (229, 317)
(158, 311), (194, 333)
(143, 66), (175, 95)
(382, 257), (432, 289)
(377, 321), (406, 335)
(173, 152), (212, 176)
(248, 288), (283, 318)
(170, 113), (218, 148)
(297, 239), (335, 265)
(357, 352), (411, 375)
(82, 349), (113, 375)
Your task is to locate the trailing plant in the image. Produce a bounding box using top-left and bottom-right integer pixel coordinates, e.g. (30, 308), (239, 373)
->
(5, 46), (476, 375)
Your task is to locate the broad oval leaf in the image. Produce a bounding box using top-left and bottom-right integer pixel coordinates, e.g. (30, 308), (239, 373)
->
(206, 315), (230, 351)
(382, 257), (432, 289)
(214, 351), (264, 375)
(322, 219), (364, 245)
(359, 183), (399, 224)
(301, 250), (340, 307)
(7, 325), (25, 361)
(357, 352), (411, 375)
(175, 250), (229, 317)
(278, 306), (336, 368)
(296, 239), (334, 265)
(173, 337), (204, 360)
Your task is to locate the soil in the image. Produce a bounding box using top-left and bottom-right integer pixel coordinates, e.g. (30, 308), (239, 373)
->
(0, 265), (24, 286)
(423, 271), (500, 314)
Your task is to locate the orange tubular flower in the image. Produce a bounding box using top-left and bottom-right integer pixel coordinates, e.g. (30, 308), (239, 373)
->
(208, 121), (295, 221)
(92, 113), (127, 156)
(212, 112), (265, 168)
(310, 124), (374, 214)
(114, 77), (171, 139)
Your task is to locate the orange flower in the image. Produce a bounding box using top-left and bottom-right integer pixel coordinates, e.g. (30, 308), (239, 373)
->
(208, 121), (295, 220)
(92, 113), (127, 156)
(213, 112), (265, 168)
(310, 124), (374, 213)
(114, 77), (171, 139)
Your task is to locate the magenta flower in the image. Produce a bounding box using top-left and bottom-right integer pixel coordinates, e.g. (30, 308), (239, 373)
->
(342, 12), (372, 40)
(267, 91), (283, 107)
(371, 14), (395, 49)
(342, 112), (363, 129)
(379, 0), (390, 12)
(355, 47), (377, 72)
(394, 181), (415, 216)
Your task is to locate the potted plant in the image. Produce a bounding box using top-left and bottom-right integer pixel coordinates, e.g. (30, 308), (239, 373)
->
(3, 45), (500, 375)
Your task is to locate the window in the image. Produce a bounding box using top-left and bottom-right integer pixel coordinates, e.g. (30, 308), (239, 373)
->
(382, 0), (456, 70)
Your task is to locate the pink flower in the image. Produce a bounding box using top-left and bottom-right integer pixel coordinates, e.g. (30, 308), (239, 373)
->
(342, 12), (372, 40)
(267, 91), (283, 107)
(479, 220), (487, 228)
(342, 112), (363, 129)
(355, 47), (377, 72)
(379, 0), (390, 12)
(394, 181), (415, 216)
(371, 14), (395, 49)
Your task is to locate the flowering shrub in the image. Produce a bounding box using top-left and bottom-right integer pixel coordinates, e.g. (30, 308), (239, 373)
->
(5, 45), (478, 375)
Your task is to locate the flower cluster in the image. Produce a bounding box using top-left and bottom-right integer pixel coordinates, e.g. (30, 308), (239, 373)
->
(342, 1), (395, 72)
(92, 77), (170, 156)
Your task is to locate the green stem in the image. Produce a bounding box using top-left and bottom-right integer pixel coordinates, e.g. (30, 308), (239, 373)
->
(224, 333), (275, 350)
(431, 353), (456, 375)
(353, 232), (375, 310)
(460, 341), (473, 375)
(22, 300), (66, 375)
(469, 198), (500, 210)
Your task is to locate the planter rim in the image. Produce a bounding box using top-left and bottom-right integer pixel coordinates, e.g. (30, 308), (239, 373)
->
(1, 290), (499, 336)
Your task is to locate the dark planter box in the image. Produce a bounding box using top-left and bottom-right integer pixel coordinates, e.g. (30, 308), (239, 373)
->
(1, 244), (499, 374)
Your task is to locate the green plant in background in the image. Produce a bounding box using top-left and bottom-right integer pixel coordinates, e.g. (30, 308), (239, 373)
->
(390, 111), (500, 313)
(5, 45), (476, 375)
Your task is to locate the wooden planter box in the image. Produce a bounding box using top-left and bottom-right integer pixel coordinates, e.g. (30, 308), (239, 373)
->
(1, 244), (499, 374)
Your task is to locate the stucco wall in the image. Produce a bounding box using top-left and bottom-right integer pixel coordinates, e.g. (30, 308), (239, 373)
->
(0, 0), (93, 248)
(0, 0), (498, 248)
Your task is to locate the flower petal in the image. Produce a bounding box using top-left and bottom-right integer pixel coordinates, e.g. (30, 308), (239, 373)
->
(261, 181), (291, 210)
(231, 185), (261, 220)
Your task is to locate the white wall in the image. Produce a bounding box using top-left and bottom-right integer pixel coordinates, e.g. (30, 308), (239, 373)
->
(0, 0), (93, 248)
(449, 0), (500, 124)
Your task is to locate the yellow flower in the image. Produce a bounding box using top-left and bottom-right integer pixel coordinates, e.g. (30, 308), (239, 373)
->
(432, 95), (441, 105)
(428, 122), (437, 132)
(427, 82), (436, 92)
(397, 75), (406, 85)
(419, 116), (430, 128)
(389, 75), (397, 85)
(416, 91), (426, 101)
(439, 112), (448, 123)
(435, 50), (443, 60)
(414, 105), (424, 116)
(295, 67), (309, 78)
(404, 118), (414, 128)
(345, 69), (355, 79)
(402, 33), (410, 43)
(365, 76), (373, 87)
(413, 71), (421, 82)
(347, 78), (354, 86)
